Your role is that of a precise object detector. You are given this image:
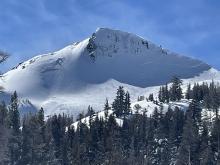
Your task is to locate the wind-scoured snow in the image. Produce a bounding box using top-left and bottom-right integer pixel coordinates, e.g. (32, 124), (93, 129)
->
(0, 28), (219, 117)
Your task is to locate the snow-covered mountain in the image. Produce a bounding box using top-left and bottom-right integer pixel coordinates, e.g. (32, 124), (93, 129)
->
(0, 28), (219, 117)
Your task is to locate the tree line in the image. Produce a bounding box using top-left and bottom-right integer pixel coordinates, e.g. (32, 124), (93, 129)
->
(0, 78), (220, 164)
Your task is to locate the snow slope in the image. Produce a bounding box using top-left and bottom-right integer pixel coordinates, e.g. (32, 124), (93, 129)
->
(71, 99), (191, 129)
(71, 109), (123, 130)
(0, 28), (219, 117)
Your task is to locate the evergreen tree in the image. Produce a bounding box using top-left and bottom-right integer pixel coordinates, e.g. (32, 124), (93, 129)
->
(158, 87), (163, 103)
(104, 98), (110, 119)
(210, 85), (220, 119)
(176, 110), (200, 165)
(36, 107), (47, 163)
(158, 85), (169, 103)
(185, 83), (192, 100)
(211, 119), (220, 162)
(165, 83), (170, 103)
(204, 91), (212, 110)
(61, 133), (69, 165)
(187, 99), (202, 128)
(163, 106), (173, 137)
(199, 122), (215, 165)
(9, 91), (20, 133)
(169, 76), (183, 101)
(20, 116), (32, 164)
(85, 105), (95, 117)
(51, 115), (64, 160)
(0, 101), (9, 164)
(8, 91), (21, 165)
(148, 93), (154, 102)
(112, 86), (125, 117)
(192, 83), (200, 101)
(124, 91), (131, 117)
(171, 107), (184, 148)
(0, 101), (7, 125)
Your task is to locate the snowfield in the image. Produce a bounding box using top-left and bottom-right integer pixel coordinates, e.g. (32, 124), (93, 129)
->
(0, 28), (219, 118)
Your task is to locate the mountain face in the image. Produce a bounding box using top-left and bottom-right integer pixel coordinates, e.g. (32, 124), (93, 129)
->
(78, 28), (210, 87)
(0, 28), (218, 116)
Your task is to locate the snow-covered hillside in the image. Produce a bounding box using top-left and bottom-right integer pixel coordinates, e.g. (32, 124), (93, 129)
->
(71, 99), (190, 129)
(0, 28), (219, 117)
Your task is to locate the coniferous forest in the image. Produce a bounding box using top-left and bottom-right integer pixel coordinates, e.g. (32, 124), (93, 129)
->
(0, 78), (220, 165)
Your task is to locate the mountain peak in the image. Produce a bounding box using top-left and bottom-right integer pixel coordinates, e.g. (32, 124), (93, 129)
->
(0, 28), (216, 116)
(95, 27), (128, 34)
(93, 27), (145, 43)
(86, 27), (153, 61)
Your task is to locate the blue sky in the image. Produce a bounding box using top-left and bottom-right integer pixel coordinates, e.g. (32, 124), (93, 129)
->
(0, 0), (220, 72)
